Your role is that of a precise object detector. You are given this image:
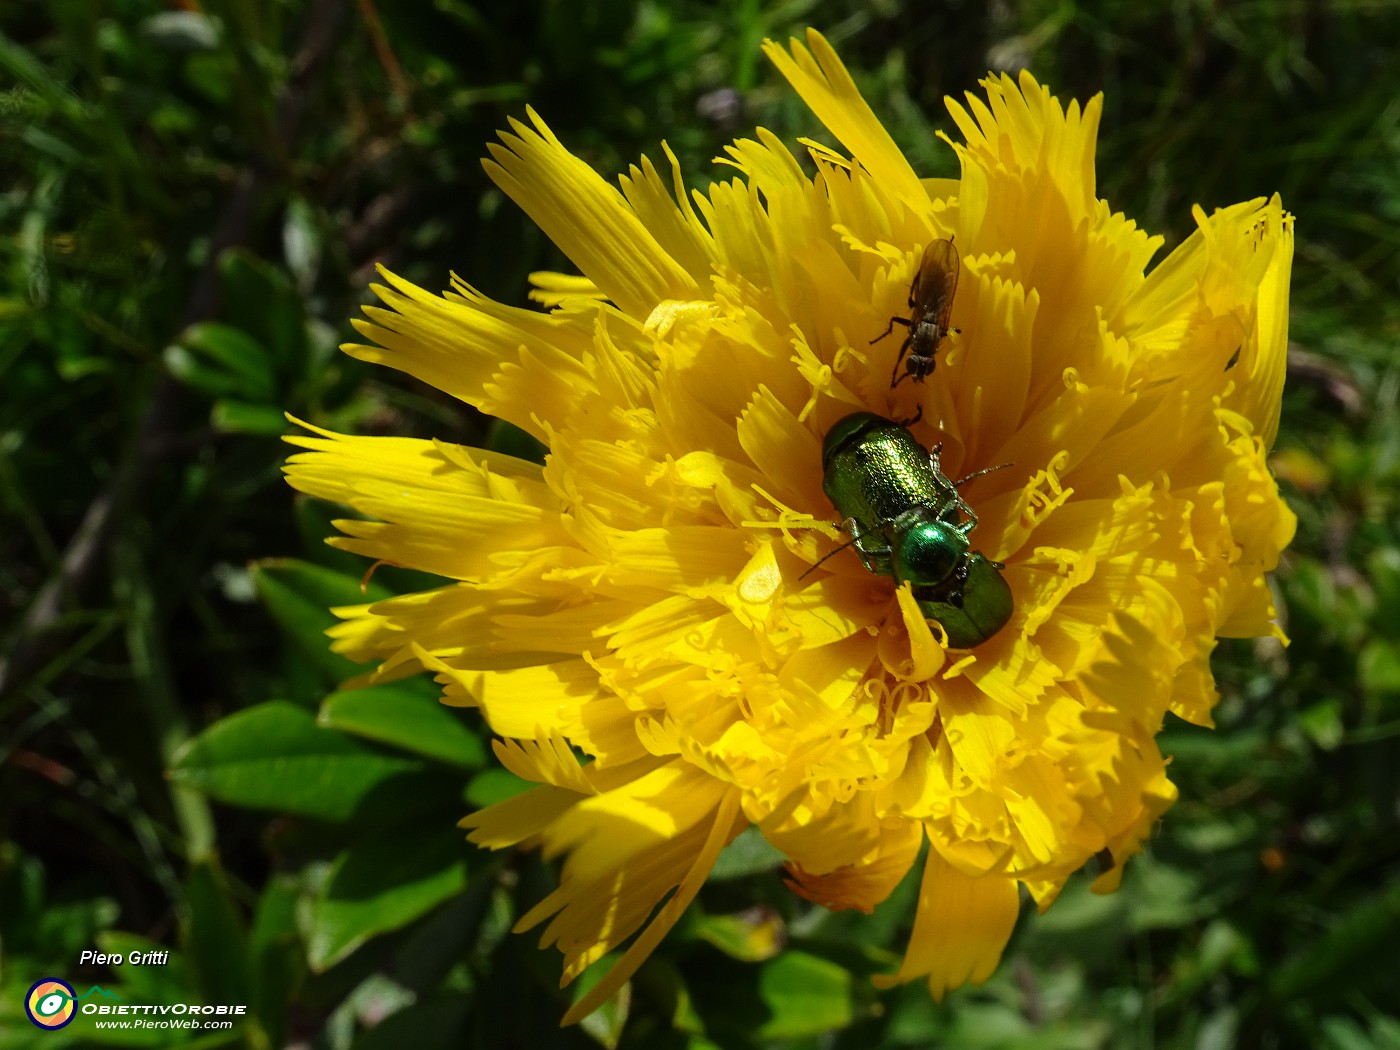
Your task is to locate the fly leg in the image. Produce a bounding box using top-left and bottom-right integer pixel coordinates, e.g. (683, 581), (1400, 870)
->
(889, 332), (915, 386)
(871, 314), (912, 343)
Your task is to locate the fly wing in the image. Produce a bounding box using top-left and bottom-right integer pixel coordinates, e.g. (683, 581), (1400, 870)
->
(915, 237), (960, 331)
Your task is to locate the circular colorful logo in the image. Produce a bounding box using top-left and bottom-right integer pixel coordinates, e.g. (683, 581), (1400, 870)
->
(25, 979), (77, 1030)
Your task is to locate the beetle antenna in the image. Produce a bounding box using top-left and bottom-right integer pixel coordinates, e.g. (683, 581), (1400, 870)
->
(896, 405), (923, 428)
(954, 461), (1012, 487)
(799, 536), (860, 580)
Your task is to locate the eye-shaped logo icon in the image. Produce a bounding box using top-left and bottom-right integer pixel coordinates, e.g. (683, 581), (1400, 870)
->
(25, 979), (77, 1030)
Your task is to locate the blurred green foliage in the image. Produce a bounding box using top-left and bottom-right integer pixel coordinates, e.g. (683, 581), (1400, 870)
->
(3, 1), (1400, 1047)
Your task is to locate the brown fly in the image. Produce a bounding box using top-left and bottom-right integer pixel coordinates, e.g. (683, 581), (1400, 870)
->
(872, 237), (961, 387)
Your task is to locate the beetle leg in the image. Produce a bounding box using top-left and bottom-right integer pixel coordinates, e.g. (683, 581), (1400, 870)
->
(845, 516), (893, 575)
(933, 489), (978, 534)
(801, 512), (896, 581)
(947, 487), (978, 532)
(927, 443), (980, 532)
(953, 494), (978, 532)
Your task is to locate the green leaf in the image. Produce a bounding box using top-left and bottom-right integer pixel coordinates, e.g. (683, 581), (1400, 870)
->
(1271, 875), (1400, 1006)
(252, 558), (391, 687)
(94, 932), (188, 1002)
(1368, 546), (1400, 639)
(487, 418), (549, 465)
(33, 897), (122, 968)
(293, 496), (378, 578)
(0, 844), (46, 952)
(752, 951), (863, 1038)
(21, 126), (86, 172)
(1320, 1016), (1382, 1050)
(1359, 639), (1400, 695)
(707, 826), (785, 880)
(320, 681), (487, 768)
(182, 858), (251, 1009)
(464, 767), (532, 808)
(248, 875), (303, 1045)
(218, 249), (306, 371)
(1299, 696), (1345, 749)
(687, 910), (783, 962)
(211, 399), (288, 435)
(283, 197), (322, 291)
(170, 702), (421, 821)
(348, 997), (471, 1050)
(307, 827), (470, 970)
(139, 12), (222, 52)
(691, 949), (868, 1043)
(569, 957), (629, 1048)
(165, 322), (277, 401)
(255, 556), (393, 616)
(1124, 857), (1207, 932)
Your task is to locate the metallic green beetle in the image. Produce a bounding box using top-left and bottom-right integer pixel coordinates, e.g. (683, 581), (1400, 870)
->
(817, 411), (1014, 648)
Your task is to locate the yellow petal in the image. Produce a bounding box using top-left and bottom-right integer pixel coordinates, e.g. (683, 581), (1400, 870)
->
(763, 31), (928, 220)
(485, 109), (700, 318)
(874, 848), (1021, 997)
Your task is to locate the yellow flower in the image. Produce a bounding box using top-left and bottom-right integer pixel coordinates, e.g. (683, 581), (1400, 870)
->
(284, 30), (1294, 1022)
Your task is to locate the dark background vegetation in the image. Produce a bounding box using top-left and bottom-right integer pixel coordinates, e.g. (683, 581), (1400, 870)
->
(3, 1), (1400, 1047)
